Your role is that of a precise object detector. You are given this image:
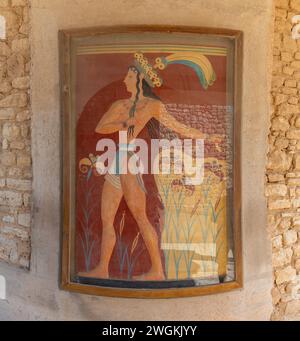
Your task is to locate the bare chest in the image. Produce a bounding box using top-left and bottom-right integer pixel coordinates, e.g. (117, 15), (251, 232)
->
(121, 100), (153, 125)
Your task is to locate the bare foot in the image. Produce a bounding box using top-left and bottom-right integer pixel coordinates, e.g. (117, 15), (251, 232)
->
(133, 271), (165, 281)
(78, 267), (109, 279)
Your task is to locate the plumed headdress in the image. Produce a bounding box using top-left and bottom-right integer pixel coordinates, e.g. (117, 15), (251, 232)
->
(134, 51), (216, 89)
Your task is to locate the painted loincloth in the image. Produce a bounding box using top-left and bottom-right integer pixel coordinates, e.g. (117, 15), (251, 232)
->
(104, 143), (147, 194)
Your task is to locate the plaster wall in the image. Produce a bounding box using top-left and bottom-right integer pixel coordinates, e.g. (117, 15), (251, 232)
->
(0, 0), (274, 320)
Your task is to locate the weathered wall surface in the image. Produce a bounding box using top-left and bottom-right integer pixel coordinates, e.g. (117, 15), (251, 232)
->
(268, 0), (300, 321)
(0, 0), (273, 320)
(0, 0), (31, 268)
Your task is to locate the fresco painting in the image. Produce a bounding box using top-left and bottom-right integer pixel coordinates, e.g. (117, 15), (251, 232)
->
(69, 34), (237, 291)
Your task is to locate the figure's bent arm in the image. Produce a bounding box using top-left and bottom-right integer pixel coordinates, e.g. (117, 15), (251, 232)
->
(95, 101), (126, 134)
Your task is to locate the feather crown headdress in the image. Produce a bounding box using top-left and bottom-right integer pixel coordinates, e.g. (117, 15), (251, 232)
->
(133, 51), (216, 89)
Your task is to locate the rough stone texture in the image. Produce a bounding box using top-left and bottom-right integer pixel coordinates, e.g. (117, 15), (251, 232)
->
(0, 0), (31, 269)
(0, 0), (273, 321)
(268, 0), (300, 321)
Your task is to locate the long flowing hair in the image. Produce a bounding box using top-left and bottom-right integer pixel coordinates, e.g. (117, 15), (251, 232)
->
(128, 66), (160, 138)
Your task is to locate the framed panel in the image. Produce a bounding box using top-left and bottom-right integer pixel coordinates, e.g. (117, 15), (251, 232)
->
(60, 25), (242, 298)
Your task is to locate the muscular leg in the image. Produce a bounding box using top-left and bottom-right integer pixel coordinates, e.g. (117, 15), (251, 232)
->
(120, 173), (165, 281)
(79, 179), (123, 278)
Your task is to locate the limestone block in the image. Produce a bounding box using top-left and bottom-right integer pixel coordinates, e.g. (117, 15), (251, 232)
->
(272, 76), (285, 89)
(0, 0), (9, 6)
(0, 81), (12, 94)
(12, 76), (29, 89)
(2, 215), (15, 224)
(8, 167), (22, 177)
(276, 8), (287, 19)
(16, 109), (30, 121)
(268, 173), (285, 182)
(11, 38), (29, 57)
(20, 123), (29, 137)
(283, 230), (298, 246)
(293, 243), (300, 257)
(0, 190), (22, 206)
(17, 212), (30, 227)
(294, 115), (300, 128)
(10, 141), (25, 149)
(275, 137), (289, 149)
(271, 287), (281, 306)
(275, 266), (297, 285)
(7, 54), (25, 79)
(0, 108), (15, 120)
(276, 0), (289, 8)
(22, 5), (29, 23)
(272, 235), (283, 249)
(293, 153), (300, 170)
(265, 184), (287, 197)
(274, 33), (282, 49)
(295, 258), (300, 271)
(0, 42), (11, 57)
(0, 93), (27, 108)
(283, 35), (298, 52)
(3, 138), (9, 150)
(274, 94), (288, 106)
(285, 80), (297, 88)
(292, 216), (300, 227)
(286, 278), (300, 300)
(293, 71), (300, 79)
(283, 66), (294, 75)
(0, 151), (16, 166)
(19, 22), (29, 35)
(23, 192), (31, 207)
(290, 61), (300, 69)
(290, 0), (300, 12)
(268, 198), (291, 210)
(288, 97), (299, 105)
(1, 226), (29, 241)
(278, 103), (299, 116)
(0, 167), (6, 177)
(17, 154), (31, 167)
(6, 178), (31, 191)
(287, 129), (300, 139)
(2, 122), (20, 141)
(0, 61), (5, 79)
(267, 149), (292, 171)
(272, 248), (293, 267)
(12, 0), (28, 6)
(292, 198), (300, 207)
(282, 87), (298, 95)
(281, 52), (293, 62)
(285, 300), (300, 318)
(287, 177), (300, 185)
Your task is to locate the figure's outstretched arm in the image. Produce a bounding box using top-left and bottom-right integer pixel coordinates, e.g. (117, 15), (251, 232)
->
(153, 102), (207, 139)
(153, 102), (223, 143)
(95, 100), (126, 134)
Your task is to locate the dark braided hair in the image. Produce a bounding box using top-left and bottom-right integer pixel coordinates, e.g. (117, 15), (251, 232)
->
(129, 66), (141, 118)
(128, 65), (160, 138)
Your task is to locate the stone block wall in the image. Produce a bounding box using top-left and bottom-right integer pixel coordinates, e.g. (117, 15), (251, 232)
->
(0, 0), (31, 268)
(268, 0), (300, 321)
